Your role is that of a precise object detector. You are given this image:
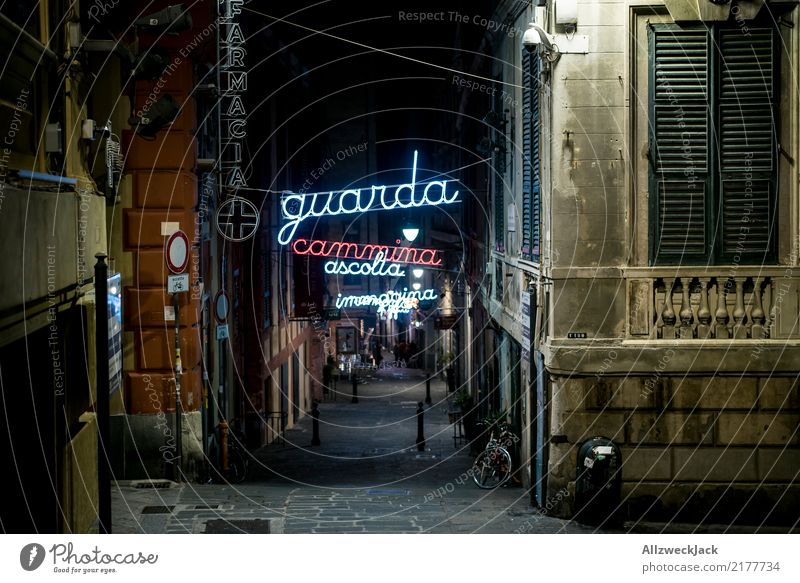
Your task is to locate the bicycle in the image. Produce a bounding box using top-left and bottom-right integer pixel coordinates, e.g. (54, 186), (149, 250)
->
(224, 429), (249, 484)
(472, 421), (518, 489)
(205, 426), (249, 484)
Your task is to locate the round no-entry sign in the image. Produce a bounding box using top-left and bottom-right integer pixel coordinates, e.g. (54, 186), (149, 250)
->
(214, 291), (229, 323)
(165, 230), (190, 274)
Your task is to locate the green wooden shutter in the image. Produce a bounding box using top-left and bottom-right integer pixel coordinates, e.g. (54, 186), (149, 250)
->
(717, 27), (777, 261)
(521, 49), (541, 261)
(649, 26), (711, 264)
(493, 78), (505, 253)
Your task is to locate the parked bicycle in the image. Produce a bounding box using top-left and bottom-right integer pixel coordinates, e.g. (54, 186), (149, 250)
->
(205, 425), (249, 484)
(224, 428), (249, 484)
(472, 421), (518, 489)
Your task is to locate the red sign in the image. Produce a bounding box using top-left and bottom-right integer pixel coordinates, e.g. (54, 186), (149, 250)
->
(291, 238), (443, 266)
(165, 230), (190, 274)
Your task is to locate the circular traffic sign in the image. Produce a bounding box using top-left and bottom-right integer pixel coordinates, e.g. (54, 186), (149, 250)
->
(165, 230), (190, 274)
(214, 291), (229, 323)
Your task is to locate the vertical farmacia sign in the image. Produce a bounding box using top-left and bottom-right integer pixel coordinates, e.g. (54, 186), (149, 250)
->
(216, 0), (259, 241)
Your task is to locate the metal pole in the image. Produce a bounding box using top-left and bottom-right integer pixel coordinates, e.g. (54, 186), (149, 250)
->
(416, 402), (425, 451)
(351, 375), (358, 404)
(173, 293), (183, 482)
(94, 254), (111, 533)
(311, 401), (321, 446)
(425, 375), (432, 405)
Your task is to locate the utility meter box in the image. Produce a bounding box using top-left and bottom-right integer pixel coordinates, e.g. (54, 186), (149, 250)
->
(574, 436), (622, 526)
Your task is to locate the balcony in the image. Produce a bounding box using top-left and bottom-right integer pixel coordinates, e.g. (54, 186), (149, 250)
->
(626, 267), (799, 341)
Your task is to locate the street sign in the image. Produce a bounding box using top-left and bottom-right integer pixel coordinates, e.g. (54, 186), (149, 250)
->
(168, 273), (190, 294)
(214, 291), (229, 323)
(165, 230), (190, 274)
(216, 324), (229, 340)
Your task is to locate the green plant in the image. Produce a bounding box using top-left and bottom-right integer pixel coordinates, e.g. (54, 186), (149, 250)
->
(482, 409), (509, 430)
(453, 389), (472, 409)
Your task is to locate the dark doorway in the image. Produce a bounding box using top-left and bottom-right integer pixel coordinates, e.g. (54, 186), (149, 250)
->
(292, 351), (300, 423)
(280, 361), (289, 431)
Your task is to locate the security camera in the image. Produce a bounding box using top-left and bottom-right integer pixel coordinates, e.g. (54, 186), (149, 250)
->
(522, 22), (555, 52)
(135, 4), (193, 33)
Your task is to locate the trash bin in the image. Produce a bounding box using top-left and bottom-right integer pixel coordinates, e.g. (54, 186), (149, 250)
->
(574, 436), (622, 526)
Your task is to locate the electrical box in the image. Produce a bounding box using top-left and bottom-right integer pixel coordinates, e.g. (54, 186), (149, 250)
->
(555, 0), (579, 24)
(45, 123), (62, 154)
(82, 119), (96, 140)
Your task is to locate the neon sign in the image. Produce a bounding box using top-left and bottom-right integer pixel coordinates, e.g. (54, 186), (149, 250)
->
(278, 151), (460, 245)
(292, 239), (444, 266)
(335, 288), (438, 320)
(324, 252), (405, 277)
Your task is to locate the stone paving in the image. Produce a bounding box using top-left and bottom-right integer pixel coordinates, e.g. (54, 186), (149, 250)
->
(112, 367), (598, 534)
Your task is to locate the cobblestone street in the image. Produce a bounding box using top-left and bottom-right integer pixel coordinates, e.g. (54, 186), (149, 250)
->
(113, 367), (595, 534)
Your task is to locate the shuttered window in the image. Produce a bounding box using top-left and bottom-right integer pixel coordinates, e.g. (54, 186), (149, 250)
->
(521, 49), (541, 261)
(649, 24), (777, 265)
(493, 78), (506, 253)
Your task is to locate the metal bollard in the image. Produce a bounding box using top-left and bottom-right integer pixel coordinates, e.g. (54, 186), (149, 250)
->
(311, 401), (321, 446)
(219, 420), (229, 473)
(425, 375), (432, 405)
(416, 402), (425, 451)
(351, 375), (359, 404)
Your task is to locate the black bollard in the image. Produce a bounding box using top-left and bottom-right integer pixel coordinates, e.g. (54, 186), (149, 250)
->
(311, 401), (321, 446)
(416, 402), (425, 451)
(351, 375), (359, 404)
(425, 375), (432, 405)
(94, 255), (111, 533)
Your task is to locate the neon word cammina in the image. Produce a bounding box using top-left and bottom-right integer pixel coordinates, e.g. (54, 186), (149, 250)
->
(278, 151), (460, 245)
(335, 288), (438, 320)
(291, 239), (444, 266)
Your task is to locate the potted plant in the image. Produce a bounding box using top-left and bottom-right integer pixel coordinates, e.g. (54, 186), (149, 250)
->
(452, 389), (471, 413)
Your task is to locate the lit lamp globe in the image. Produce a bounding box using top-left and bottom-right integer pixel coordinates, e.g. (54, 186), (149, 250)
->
(402, 227), (419, 242)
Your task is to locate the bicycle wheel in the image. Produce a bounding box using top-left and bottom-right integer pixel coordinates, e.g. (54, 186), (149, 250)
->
(472, 447), (512, 489)
(226, 447), (248, 484)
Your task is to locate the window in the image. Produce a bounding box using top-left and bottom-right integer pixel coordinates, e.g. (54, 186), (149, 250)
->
(649, 24), (778, 265)
(521, 49), (541, 261)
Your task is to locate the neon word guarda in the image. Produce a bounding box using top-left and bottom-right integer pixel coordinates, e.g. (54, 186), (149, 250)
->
(278, 151), (460, 245)
(291, 239), (444, 266)
(335, 288), (438, 320)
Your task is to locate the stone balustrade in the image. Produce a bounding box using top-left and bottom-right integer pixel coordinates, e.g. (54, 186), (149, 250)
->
(626, 268), (799, 340)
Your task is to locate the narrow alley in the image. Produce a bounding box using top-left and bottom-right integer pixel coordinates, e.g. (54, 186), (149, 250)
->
(113, 367), (593, 534)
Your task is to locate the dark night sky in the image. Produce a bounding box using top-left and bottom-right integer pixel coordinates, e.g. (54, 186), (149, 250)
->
(243, 1), (499, 191)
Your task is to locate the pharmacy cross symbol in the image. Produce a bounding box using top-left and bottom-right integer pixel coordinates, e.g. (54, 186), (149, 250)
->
(216, 197), (260, 242)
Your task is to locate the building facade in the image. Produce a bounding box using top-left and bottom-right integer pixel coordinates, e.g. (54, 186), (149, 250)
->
(0, 0), (116, 532)
(477, 0), (799, 523)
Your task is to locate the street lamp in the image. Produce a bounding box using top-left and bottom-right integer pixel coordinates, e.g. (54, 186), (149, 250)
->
(402, 227), (419, 242)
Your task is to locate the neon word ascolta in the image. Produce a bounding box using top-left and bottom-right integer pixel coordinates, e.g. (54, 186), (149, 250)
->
(325, 252), (405, 277)
(291, 239), (444, 266)
(278, 150), (460, 245)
